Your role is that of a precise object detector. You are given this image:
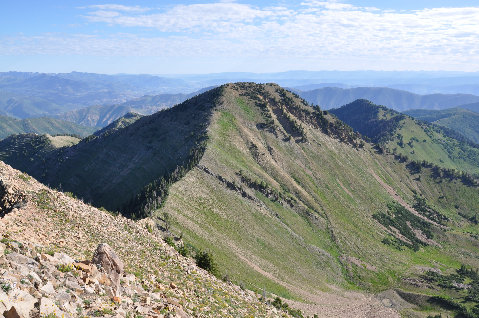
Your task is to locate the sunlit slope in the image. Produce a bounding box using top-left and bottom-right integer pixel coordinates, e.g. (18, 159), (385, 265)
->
(331, 99), (479, 174)
(159, 84), (479, 301)
(404, 107), (479, 144)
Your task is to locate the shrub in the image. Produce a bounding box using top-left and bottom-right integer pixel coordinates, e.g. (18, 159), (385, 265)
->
(57, 264), (74, 273)
(195, 250), (218, 275)
(177, 244), (189, 257)
(164, 236), (175, 247)
(1, 282), (12, 293)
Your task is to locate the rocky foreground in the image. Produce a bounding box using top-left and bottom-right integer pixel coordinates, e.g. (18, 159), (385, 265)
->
(0, 161), (287, 317)
(1, 240), (175, 317)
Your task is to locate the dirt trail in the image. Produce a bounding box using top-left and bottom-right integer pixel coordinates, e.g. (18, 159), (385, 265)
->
(234, 251), (399, 318)
(368, 168), (447, 229)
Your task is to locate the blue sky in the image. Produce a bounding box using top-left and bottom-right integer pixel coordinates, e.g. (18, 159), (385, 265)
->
(1, 0), (479, 74)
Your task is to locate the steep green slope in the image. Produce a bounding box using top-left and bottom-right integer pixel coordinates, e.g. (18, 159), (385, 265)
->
(0, 88), (220, 217)
(330, 99), (479, 175)
(0, 115), (95, 139)
(93, 112), (143, 137)
(2, 84), (479, 317)
(0, 133), (80, 173)
(157, 84), (479, 316)
(404, 108), (479, 144)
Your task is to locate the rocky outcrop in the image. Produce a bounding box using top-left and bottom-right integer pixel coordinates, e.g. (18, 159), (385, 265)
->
(0, 239), (191, 317)
(0, 180), (26, 217)
(0, 237), (287, 317)
(91, 243), (124, 297)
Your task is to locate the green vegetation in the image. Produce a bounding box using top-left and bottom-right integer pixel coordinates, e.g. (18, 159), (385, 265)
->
(1, 282), (12, 293)
(330, 99), (479, 175)
(423, 265), (479, 317)
(0, 87), (222, 216)
(404, 107), (479, 144)
(93, 308), (114, 317)
(56, 264), (75, 273)
(18, 173), (30, 182)
(4, 83), (479, 316)
(373, 202), (433, 251)
(0, 133), (78, 174)
(194, 250), (219, 276)
(92, 112), (143, 137)
(0, 115), (95, 140)
(271, 297), (304, 318)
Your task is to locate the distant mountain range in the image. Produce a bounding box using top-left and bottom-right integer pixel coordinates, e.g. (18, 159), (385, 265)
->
(296, 87), (479, 111)
(4, 70), (479, 120)
(0, 72), (193, 118)
(56, 87), (214, 127)
(0, 115), (95, 139)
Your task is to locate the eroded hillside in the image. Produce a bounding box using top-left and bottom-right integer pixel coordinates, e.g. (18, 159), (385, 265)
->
(159, 84), (479, 317)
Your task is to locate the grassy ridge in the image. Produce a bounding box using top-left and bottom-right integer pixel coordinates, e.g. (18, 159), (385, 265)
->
(404, 107), (479, 144)
(158, 84), (479, 315)
(0, 87), (222, 215)
(0, 115), (95, 139)
(330, 99), (479, 175)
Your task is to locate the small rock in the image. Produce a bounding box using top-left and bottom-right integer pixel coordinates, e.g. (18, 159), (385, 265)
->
(40, 253), (55, 263)
(176, 307), (189, 318)
(40, 281), (55, 295)
(116, 307), (127, 317)
(6, 252), (34, 265)
(62, 302), (77, 315)
(97, 273), (111, 286)
(3, 306), (20, 318)
(53, 253), (75, 265)
(74, 262), (91, 273)
(65, 277), (82, 292)
(167, 297), (181, 308)
(9, 289), (37, 317)
(54, 291), (71, 305)
(27, 271), (42, 284)
(170, 282), (177, 289)
(84, 285), (95, 294)
(40, 297), (62, 317)
(135, 305), (149, 314)
(123, 274), (136, 285)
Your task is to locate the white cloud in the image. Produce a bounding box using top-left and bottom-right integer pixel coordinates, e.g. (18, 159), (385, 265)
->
(84, 2), (289, 32)
(2, 1), (479, 71)
(86, 4), (150, 13)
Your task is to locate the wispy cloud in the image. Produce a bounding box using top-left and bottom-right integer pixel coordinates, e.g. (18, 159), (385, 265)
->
(3, 1), (479, 71)
(84, 2), (289, 32)
(86, 4), (150, 13)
